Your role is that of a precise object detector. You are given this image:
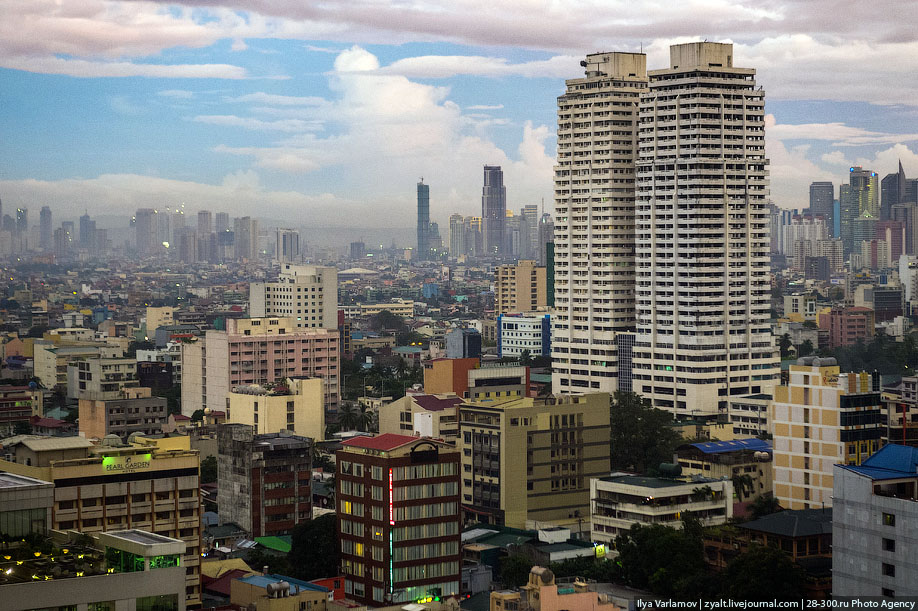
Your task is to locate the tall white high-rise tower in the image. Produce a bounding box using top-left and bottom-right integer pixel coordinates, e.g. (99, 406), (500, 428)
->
(631, 42), (778, 418)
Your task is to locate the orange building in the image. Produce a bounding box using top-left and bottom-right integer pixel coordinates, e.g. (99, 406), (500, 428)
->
(423, 358), (479, 397)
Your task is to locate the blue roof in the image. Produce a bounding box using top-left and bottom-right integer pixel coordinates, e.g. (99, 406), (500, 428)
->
(239, 573), (330, 593)
(688, 438), (772, 455)
(841, 444), (918, 481)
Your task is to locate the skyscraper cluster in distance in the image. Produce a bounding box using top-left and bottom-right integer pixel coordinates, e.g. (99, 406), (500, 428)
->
(417, 166), (554, 264)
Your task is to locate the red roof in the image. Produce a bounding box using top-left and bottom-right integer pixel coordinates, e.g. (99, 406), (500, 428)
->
(413, 394), (462, 412)
(173, 414), (191, 421)
(29, 416), (69, 428)
(342, 433), (422, 451)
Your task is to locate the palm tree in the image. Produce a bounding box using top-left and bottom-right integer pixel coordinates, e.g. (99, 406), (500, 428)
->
(731, 474), (755, 501)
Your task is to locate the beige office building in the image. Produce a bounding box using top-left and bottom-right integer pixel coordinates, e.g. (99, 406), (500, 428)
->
(226, 376), (326, 440)
(772, 358), (883, 510)
(459, 393), (611, 533)
(0, 436), (203, 606)
(249, 264), (338, 330)
(494, 260), (546, 316)
(378, 392), (462, 444)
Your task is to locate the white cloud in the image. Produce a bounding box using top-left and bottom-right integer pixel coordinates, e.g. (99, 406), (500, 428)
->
(226, 92), (326, 106)
(766, 114), (918, 146)
(821, 151), (848, 166)
(210, 46), (555, 220)
(467, 104), (504, 110)
(0, 55), (248, 79)
(192, 115), (322, 132)
(375, 55), (580, 79)
(157, 89), (195, 99)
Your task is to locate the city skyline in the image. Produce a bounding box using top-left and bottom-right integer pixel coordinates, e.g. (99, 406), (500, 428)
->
(2, 2), (918, 228)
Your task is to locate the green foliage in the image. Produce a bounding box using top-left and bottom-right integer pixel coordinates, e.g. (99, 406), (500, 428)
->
(820, 334), (918, 376)
(499, 553), (534, 588)
(779, 333), (793, 359)
(614, 523), (706, 599)
(337, 402), (377, 432)
(13, 421), (32, 435)
(797, 339), (814, 358)
(368, 310), (407, 333)
(200, 456), (217, 484)
(609, 392), (681, 474)
(731, 474), (755, 501)
(518, 349), (532, 366)
(549, 556), (619, 583)
(288, 514), (339, 581)
(722, 545), (805, 601)
(747, 493), (782, 520)
(191, 409), (205, 422)
(245, 548), (289, 577)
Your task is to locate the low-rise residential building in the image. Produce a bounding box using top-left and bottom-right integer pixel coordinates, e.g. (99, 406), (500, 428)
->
(0, 529), (188, 611)
(675, 438), (773, 502)
(230, 573), (332, 611)
(727, 393), (771, 437)
(423, 358), (479, 397)
(772, 357), (883, 509)
(0, 385), (43, 437)
(490, 566), (623, 611)
(66, 353), (139, 400)
(336, 433), (461, 606)
(358, 300), (416, 318)
(460, 393), (611, 531)
(217, 425), (312, 538)
(590, 475), (733, 547)
(497, 313), (551, 359)
(784, 294), (818, 321)
(378, 391), (462, 444)
(33, 340), (121, 391)
(226, 377), (325, 441)
(833, 444), (918, 598)
(818, 306), (876, 348)
(78, 387), (169, 440)
(467, 364), (529, 401)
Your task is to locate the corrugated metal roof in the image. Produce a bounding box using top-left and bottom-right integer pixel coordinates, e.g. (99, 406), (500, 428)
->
(841, 444), (918, 480)
(688, 438), (772, 455)
(341, 433), (420, 451)
(20, 436), (93, 451)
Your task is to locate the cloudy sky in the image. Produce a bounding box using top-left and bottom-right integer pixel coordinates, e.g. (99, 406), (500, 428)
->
(2, 1), (918, 231)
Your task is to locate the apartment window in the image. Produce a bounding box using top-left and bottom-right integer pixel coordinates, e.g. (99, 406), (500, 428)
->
(883, 513), (896, 526)
(883, 538), (896, 552)
(883, 588), (895, 598)
(882, 563), (895, 577)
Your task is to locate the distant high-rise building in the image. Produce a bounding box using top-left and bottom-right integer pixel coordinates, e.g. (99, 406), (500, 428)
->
(197, 210), (213, 236)
(15, 208), (27, 234)
(504, 211), (521, 257)
(880, 160), (907, 221)
(233, 216), (258, 261)
(39, 206), (52, 251)
(79, 212), (96, 250)
(448, 213), (465, 257)
(275, 228), (300, 263)
(215, 211), (229, 234)
(417, 179), (430, 260)
(809, 181), (835, 233)
(466, 216), (482, 256)
(537, 213), (554, 266)
(482, 165), (506, 255)
(519, 204), (539, 260)
(840, 167), (879, 255)
(134, 208), (156, 255)
(171, 208), (186, 242)
(349, 241), (365, 260)
(175, 227), (198, 264)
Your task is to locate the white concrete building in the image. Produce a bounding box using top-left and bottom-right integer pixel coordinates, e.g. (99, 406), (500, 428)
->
(497, 313), (551, 359)
(249, 263), (337, 330)
(833, 445), (918, 598)
(632, 42), (778, 418)
(590, 474), (732, 547)
(551, 51), (647, 395)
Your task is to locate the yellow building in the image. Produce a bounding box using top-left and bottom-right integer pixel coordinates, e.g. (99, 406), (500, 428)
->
(0, 437), (203, 606)
(378, 392), (462, 444)
(494, 260), (547, 316)
(226, 377), (325, 441)
(33, 340), (122, 391)
(230, 573), (330, 611)
(460, 393), (610, 532)
(359, 300), (415, 318)
(771, 357), (884, 510)
(145, 306), (175, 337)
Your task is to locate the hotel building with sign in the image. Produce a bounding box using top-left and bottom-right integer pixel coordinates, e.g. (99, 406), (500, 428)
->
(0, 435), (203, 606)
(336, 433), (461, 607)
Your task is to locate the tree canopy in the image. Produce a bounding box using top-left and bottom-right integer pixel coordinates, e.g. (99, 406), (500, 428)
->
(288, 513), (339, 581)
(609, 392), (682, 474)
(722, 545), (805, 601)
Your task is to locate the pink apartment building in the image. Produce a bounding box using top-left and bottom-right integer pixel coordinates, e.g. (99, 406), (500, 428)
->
(181, 317), (339, 417)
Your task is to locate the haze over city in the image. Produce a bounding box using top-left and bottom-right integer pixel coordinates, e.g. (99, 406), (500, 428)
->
(3, 0), (918, 232)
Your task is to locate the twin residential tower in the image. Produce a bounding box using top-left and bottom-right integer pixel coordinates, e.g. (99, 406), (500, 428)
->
(551, 42), (779, 419)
